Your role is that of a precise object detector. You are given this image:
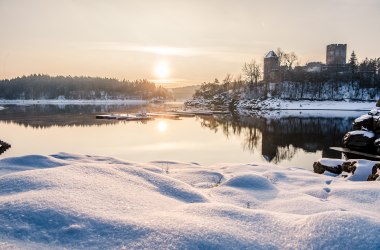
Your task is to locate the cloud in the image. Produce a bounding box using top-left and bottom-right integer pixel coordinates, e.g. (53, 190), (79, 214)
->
(90, 42), (202, 56)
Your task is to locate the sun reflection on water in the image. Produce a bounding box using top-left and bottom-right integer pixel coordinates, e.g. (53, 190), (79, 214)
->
(157, 121), (168, 133)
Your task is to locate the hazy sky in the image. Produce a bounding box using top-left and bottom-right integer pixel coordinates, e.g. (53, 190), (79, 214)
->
(1, 0), (379, 86)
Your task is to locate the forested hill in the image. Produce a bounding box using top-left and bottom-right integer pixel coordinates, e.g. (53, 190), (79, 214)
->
(0, 74), (169, 100)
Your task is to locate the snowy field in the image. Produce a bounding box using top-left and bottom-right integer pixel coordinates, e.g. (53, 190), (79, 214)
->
(0, 153), (379, 249)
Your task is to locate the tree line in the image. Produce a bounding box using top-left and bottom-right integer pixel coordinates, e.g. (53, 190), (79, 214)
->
(194, 48), (380, 101)
(0, 74), (169, 100)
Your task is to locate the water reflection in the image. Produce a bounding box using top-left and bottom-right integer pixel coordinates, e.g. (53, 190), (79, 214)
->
(0, 104), (179, 128)
(157, 121), (168, 133)
(0, 104), (360, 166)
(198, 114), (353, 163)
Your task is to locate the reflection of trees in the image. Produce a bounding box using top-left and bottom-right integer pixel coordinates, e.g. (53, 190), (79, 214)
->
(242, 127), (261, 151)
(200, 114), (354, 164)
(0, 104), (175, 128)
(273, 145), (297, 164)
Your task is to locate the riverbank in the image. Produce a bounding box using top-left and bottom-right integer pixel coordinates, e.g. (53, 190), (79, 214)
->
(0, 153), (379, 249)
(187, 97), (375, 111)
(238, 99), (375, 111)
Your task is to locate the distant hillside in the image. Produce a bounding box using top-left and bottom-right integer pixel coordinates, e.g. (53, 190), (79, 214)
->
(0, 74), (169, 100)
(168, 85), (200, 101)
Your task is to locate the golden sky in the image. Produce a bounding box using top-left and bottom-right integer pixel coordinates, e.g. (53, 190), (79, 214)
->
(0, 0), (379, 86)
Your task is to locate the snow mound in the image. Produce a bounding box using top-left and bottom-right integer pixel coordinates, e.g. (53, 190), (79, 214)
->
(0, 155), (68, 176)
(0, 153), (380, 249)
(223, 174), (275, 190)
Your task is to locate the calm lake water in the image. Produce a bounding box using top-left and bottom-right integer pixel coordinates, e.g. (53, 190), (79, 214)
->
(0, 104), (364, 170)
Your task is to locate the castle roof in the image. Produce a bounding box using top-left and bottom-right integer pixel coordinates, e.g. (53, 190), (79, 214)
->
(265, 51), (278, 59)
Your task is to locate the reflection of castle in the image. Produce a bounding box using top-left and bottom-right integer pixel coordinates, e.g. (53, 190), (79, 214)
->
(263, 44), (348, 83)
(201, 115), (353, 163)
(259, 117), (347, 162)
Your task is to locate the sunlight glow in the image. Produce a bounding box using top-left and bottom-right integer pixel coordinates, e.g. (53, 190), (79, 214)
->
(157, 121), (168, 132)
(154, 61), (170, 79)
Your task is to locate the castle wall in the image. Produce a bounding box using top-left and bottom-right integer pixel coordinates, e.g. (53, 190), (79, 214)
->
(326, 44), (347, 65)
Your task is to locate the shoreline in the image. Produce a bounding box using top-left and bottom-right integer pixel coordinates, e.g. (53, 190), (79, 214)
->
(238, 99), (377, 111)
(187, 98), (376, 111)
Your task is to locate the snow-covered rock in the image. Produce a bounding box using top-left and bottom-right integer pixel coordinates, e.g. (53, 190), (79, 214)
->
(313, 158), (380, 181)
(0, 153), (380, 249)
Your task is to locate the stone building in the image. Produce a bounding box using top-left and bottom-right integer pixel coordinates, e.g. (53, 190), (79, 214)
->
(264, 50), (279, 82)
(326, 44), (347, 65)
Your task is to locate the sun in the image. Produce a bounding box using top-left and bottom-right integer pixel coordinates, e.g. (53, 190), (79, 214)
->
(154, 61), (170, 79)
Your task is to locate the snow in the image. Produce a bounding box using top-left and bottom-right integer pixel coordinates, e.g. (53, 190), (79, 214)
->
(238, 99), (375, 111)
(0, 153), (380, 249)
(346, 159), (377, 181)
(319, 158), (345, 168)
(265, 50), (278, 58)
(348, 130), (375, 138)
(355, 114), (373, 123)
(317, 158), (378, 181)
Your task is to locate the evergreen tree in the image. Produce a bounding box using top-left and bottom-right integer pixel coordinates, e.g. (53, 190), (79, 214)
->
(349, 51), (358, 75)
(349, 51), (358, 84)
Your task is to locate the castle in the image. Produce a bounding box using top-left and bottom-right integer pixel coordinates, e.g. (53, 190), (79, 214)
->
(263, 44), (348, 83)
(263, 51), (279, 82)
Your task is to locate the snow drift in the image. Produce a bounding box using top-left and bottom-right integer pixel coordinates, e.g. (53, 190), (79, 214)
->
(0, 153), (380, 249)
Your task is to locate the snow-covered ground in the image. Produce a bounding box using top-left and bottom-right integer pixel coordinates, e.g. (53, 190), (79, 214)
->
(0, 99), (147, 105)
(238, 99), (375, 111)
(0, 153), (379, 249)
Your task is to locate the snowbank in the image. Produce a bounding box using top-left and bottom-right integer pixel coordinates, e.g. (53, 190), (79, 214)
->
(238, 99), (375, 111)
(0, 153), (380, 249)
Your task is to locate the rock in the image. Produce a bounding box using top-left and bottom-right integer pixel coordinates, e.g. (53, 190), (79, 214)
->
(313, 161), (326, 174)
(352, 115), (373, 130)
(341, 161), (357, 173)
(372, 117), (380, 135)
(367, 163), (380, 181)
(313, 160), (343, 175)
(374, 138), (380, 155)
(343, 130), (375, 152)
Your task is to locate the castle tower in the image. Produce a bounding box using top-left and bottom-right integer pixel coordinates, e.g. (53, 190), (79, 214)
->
(264, 50), (279, 82)
(326, 44), (347, 65)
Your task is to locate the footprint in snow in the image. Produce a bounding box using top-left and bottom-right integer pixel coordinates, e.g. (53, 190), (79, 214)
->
(323, 187), (331, 193)
(325, 180), (332, 185)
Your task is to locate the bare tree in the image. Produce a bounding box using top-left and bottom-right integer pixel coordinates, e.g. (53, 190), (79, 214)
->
(276, 48), (286, 66)
(284, 52), (298, 69)
(276, 48), (298, 69)
(232, 74), (244, 92)
(242, 59), (262, 87)
(222, 74), (233, 91)
(223, 74), (233, 85)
